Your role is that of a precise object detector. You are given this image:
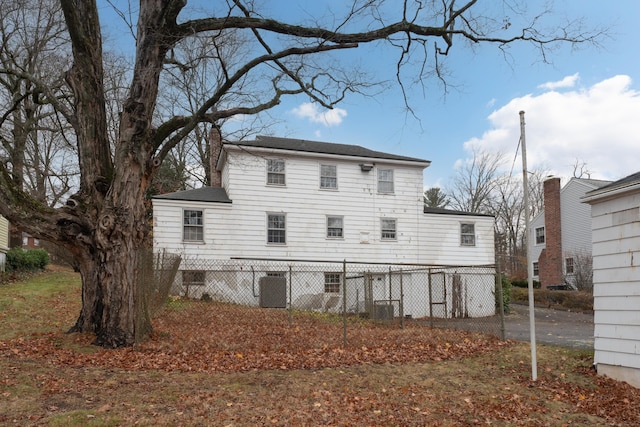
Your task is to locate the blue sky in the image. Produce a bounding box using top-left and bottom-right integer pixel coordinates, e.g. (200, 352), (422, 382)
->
(261, 1), (640, 188)
(100, 1), (640, 188)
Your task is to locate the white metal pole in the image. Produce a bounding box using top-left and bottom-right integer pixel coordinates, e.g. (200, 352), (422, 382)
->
(520, 110), (538, 381)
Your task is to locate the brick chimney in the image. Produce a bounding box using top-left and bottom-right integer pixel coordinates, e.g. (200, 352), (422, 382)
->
(539, 177), (563, 288)
(209, 126), (222, 187)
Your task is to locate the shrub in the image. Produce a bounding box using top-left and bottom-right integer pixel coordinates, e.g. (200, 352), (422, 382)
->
(509, 287), (592, 312)
(6, 248), (49, 272)
(511, 278), (540, 289)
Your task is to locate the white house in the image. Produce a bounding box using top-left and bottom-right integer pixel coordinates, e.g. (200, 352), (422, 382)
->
(0, 215), (8, 272)
(582, 171), (640, 388)
(529, 177), (611, 288)
(153, 136), (496, 318)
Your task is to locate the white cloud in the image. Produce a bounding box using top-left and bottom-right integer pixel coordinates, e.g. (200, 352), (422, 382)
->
(291, 102), (347, 127)
(538, 73), (580, 91)
(463, 75), (640, 181)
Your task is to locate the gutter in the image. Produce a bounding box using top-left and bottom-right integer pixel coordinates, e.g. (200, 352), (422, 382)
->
(582, 182), (640, 204)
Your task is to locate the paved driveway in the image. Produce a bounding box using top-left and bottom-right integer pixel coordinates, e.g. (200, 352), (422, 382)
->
(505, 303), (594, 350)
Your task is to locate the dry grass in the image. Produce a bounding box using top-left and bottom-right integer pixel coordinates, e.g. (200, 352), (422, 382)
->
(1, 267), (638, 426)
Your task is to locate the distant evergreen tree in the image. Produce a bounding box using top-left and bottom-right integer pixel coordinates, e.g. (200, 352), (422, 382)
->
(424, 187), (449, 208)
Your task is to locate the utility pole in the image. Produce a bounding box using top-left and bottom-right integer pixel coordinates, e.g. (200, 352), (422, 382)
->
(520, 110), (538, 381)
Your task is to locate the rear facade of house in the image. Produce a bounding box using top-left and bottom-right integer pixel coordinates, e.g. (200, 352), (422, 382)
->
(153, 136), (496, 318)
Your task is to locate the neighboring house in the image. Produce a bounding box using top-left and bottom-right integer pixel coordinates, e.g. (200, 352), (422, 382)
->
(529, 176), (611, 289)
(153, 136), (496, 318)
(0, 215), (8, 272)
(582, 171), (640, 388)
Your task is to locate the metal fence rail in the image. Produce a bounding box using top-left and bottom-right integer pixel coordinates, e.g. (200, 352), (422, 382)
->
(152, 257), (504, 346)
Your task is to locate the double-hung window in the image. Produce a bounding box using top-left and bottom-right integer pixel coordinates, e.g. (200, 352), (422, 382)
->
(326, 216), (344, 238)
(535, 227), (545, 245)
(377, 169), (394, 193)
(565, 257), (575, 274)
(320, 164), (337, 189)
(324, 273), (342, 293)
(183, 209), (204, 242)
(381, 218), (397, 240)
(267, 213), (286, 244)
(267, 159), (285, 186)
(533, 262), (539, 277)
(460, 223), (475, 246)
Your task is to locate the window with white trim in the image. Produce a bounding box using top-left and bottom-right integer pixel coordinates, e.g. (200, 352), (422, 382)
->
(326, 216), (344, 238)
(535, 226), (545, 245)
(533, 262), (539, 277)
(460, 223), (476, 246)
(565, 257), (574, 274)
(377, 169), (394, 193)
(320, 164), (337, 189)
(381, 218), (397, 240)
(267, 159), (285, 185)
(267, 213), (286, 244)
(183, 209), (204, 242)
(324, 272), (342, 293)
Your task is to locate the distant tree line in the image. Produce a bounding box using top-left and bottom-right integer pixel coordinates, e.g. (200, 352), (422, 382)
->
(424, 147), (548, 280)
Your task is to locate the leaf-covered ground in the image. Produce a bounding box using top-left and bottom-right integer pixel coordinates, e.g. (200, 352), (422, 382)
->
(1, 269), (640, 426)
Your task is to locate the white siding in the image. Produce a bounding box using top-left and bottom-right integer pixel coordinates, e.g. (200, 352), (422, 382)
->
(419, 213), (494, 266)
(200, 148), (428, 263)
(588, 185), (640, 384)
(153, 141), (496, 319)
(154, 147), (494, 266)
(0, 215), (8, 272)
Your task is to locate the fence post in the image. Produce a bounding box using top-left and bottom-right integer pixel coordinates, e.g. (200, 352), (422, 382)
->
(399, 268), (404, 329)
(388, 266), (392, 325)
(288, 265), (293, 326)
(428, 268), (433, 329)
(495, 261), (506, 341)
(342, 259), (347, 347)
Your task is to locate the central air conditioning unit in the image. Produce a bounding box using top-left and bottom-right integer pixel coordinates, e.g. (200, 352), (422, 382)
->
(259, 276), (287, 308)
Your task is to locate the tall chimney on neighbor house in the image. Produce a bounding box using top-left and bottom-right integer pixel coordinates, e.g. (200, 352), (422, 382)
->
(540, 177), (563, 288)
(209, 126), (222, 187)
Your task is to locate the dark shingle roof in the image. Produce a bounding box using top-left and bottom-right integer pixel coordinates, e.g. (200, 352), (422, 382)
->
(424, 206), (494, 217)
(583, 171), (640, 199)
(574, 178), (613, 189)
(153, 187), (231, 203)
(224, 135), (431, 164)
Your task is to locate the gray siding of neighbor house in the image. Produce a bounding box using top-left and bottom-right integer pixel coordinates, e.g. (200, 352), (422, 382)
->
(560, 180), (599, 266)
(529, 178), (611, 282)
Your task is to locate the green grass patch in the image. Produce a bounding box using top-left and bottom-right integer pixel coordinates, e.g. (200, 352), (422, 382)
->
(0, 268), (81, 339)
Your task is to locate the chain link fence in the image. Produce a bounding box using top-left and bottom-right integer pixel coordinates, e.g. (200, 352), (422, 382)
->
(145, 256), (505, 347)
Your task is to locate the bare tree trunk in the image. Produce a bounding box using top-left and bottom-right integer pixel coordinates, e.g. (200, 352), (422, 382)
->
(69, 183), (149, 347)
